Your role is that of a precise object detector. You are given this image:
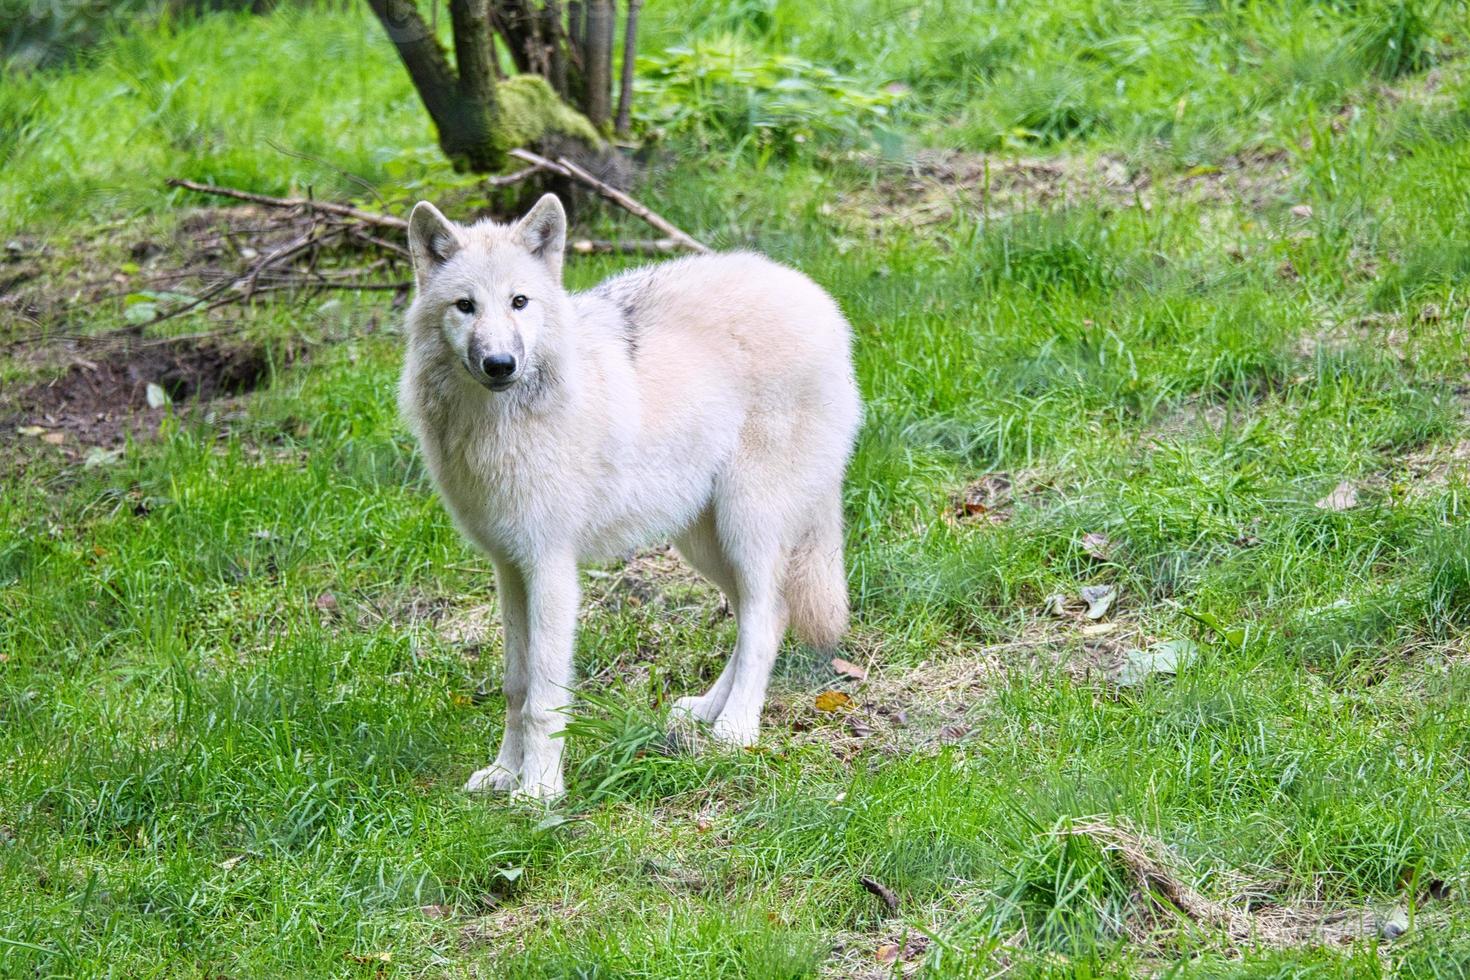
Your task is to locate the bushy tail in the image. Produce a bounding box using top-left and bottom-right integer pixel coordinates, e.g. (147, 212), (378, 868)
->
(784, 492), (850, 650)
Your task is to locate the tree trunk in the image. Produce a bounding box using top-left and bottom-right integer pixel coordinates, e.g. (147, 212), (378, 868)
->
(615, 0), (640, 137)
(367, 0), (625, 172)
(366, 0), (502, 171)
(583, 0), (614, 131)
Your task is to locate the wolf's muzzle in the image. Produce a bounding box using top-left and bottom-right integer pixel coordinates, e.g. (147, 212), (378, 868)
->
(465, 339), (522, 391)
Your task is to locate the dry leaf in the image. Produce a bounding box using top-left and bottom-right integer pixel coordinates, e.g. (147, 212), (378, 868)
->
(41, 432), (65, 445)
(875, 944), (900, 964)
(1081, 622), (1117, 637)
(954, 473), (1013, 524)
(345, 951), (392, 964)
(1112, 639), (1198, 687)
(814, 690), (853, 712)
(16, 425), (46, 437)
(1316, 481), (1359, 511)
(1080, 584), (1116, 620)
(1081, 532), (1112, 561)
(830, 657), (867, 681)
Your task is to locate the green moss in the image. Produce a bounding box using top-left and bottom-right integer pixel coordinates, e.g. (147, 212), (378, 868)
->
(496, 74), (603, 149)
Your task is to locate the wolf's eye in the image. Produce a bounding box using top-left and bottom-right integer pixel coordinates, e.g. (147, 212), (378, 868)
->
(511, 294), (529, 310)
(454, 298), (475, 314)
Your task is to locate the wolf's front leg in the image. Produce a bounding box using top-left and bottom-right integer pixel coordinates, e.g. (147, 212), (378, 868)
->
(466, 560), (529, 793)
(513, 551), (579, 800)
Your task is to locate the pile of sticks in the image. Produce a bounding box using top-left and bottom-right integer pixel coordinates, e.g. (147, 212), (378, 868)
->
(154, 147), (709, 326)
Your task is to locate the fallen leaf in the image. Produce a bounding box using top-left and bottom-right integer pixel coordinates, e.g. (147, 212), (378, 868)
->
(830, 657), (867, 681)
(41, 432), (65, 445)
(1081, 532), (1112, 561)
(83, 447), (123, 468)
(16, 425), (46, 437)
(1113, 639), (1198, 687)
(1081, 584), (1116, 620)
(345, 951), (392, 965)
(1379, 906), (1410, 940)
(1080, 622), (1117, 637)
(939, 723), (970, 743)
(533, 813), (581, 833)
(875, 944), (900, 965)
(145, 382), (170, 408)
(954, 474), (1013, 524)
(1316, 481), (1359, 511)
(814, 690), (853, 712)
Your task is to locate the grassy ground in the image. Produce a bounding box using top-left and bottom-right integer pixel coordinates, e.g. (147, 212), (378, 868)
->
(5, 1), (1470, 976)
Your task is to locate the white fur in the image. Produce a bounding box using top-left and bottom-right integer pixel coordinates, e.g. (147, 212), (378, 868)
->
(399, 194), (862, 799)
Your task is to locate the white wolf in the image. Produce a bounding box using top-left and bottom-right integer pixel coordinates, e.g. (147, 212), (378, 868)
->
(398, 194), (862, 799)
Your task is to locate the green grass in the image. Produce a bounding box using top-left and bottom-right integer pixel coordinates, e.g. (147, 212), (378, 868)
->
(5, 1), (1470, 976)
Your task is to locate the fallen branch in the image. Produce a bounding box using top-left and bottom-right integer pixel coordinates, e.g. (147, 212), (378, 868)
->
(166, 178), (408, 230)
(859, 876), (900, 914)
(510, 148), (712, 254)
(144, 161), (708, 326)
(569, 238), (687, 255)
(1062, 818), (1394, 948)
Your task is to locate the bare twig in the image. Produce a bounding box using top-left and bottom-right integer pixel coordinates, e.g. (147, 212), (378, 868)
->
(167, 178), (407, 230)
(570, 238), (684, 255)
(860, 876), (900, 914)
(1062, 818), (1389, 947)
(509, 148), (712, 253)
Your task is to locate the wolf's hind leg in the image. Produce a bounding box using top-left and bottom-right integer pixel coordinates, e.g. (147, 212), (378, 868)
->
(466, 559), (529, 793)
(707, 496), (789, 747)
(671, 508), (742, 724)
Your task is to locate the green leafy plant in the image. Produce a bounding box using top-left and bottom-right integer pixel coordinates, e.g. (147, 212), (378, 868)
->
(635, 36), (901, 154)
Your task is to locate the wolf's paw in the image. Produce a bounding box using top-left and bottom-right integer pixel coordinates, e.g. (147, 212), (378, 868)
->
(510, 768), (564, 802)
(464, 764), (519, 793)
(671, 693), (724, 723)
(710, 712), (759, 748)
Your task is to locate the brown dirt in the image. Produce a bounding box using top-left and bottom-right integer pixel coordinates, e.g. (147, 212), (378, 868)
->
(2, 331), (279, 449)
(839, 147), (1295, 231)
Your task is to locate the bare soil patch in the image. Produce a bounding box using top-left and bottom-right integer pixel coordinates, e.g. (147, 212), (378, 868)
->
(2, 331), (280, 450)
(840, 147), (1294, 230)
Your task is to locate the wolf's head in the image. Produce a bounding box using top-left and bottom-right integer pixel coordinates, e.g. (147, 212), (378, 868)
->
(405, 194), (568, 393)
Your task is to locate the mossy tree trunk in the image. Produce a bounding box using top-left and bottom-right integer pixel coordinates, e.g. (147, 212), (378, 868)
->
(367, 0), (638, 173)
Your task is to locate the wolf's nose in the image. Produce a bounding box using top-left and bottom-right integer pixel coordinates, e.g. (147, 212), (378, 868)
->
(482, 353), (517, 379)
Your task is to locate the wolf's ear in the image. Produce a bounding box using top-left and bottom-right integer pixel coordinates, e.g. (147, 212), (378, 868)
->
(514, 193), (566, 281)
(407, 201), (463, 284)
